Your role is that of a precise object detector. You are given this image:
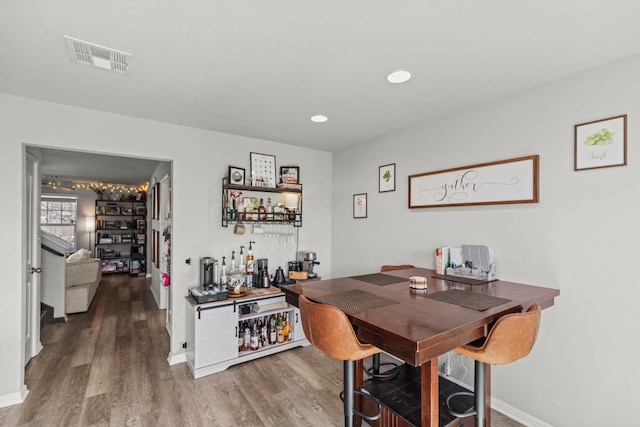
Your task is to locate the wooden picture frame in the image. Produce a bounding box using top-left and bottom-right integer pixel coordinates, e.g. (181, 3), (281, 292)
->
(153, 229), (159, 269)
(574, 114), (627, 171)
(151, 183), (160, 220)
(228, 166), (245, 185)
(250, 152), (277, 187)
(408, 155), (539, 208)
(379, 163), (396, 192)
(353, 193), (367, 218)
(280, 166), (300, 184)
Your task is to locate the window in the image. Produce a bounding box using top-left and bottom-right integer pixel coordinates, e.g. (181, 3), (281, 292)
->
(41, 195), (77, 253)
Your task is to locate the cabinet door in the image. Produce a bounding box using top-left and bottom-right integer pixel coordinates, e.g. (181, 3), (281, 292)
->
(292, 307), (306, 342)
(194, 305), (238, 368)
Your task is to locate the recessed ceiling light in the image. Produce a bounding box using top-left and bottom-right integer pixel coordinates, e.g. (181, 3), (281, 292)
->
(386, 69), (412, 84)
(310, 115), (328, 123)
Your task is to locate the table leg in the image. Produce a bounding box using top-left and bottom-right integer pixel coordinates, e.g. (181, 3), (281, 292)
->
(420, 358), (439, 427)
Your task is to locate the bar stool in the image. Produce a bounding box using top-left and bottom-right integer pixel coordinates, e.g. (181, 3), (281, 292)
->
(446, 304), (541, 427)
(298, 294), (381, 427)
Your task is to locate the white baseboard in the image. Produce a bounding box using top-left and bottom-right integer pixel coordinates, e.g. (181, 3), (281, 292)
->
(167, 351), (186, 365)
(0, 385), (28, 409)
(441, 374), (552, 427)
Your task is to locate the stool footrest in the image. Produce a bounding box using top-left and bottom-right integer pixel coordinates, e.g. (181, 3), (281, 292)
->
(340, 389), (382, 422)
(446, 391), (477, 418)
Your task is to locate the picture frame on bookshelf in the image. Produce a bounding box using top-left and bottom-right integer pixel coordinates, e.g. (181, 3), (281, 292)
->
(280, 166), (299, 184)
(229, 166), (245, 185)
(250, 152), (277, 187)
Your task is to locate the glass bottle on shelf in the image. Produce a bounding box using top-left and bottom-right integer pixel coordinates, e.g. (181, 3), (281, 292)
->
(269, 315), (277, 344)
(250, 322), (259, 351)
(266, 197), (273, 221)
(276, 313), (285, 343)
(238, 322), (244, 352)
(282, 313), (292, 341)
(258, 198), (266, 221)
(243, 323), (251, 351)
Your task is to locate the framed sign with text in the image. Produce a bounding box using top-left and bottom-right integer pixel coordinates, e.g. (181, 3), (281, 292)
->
(408, 155), (539, 208)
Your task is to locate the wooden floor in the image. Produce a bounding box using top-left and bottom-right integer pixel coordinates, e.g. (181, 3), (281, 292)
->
(0, 274), (525, 427)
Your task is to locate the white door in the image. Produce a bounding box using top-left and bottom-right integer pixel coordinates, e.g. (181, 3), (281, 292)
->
(24, 153), (42, 365)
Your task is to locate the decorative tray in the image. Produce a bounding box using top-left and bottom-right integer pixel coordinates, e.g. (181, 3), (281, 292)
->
(228, 291), (250, 298)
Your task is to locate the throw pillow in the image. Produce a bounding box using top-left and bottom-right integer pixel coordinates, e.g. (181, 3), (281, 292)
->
(66, 248), (91, 263)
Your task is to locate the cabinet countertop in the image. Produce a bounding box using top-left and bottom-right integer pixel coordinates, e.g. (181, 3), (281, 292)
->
(186, 286), (283, 308)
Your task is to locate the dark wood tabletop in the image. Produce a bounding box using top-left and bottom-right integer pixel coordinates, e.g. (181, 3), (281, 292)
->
(282, 267), (560, 427)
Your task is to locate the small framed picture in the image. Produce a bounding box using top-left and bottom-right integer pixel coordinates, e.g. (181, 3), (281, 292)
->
(228, 166), (245, 185)
(353, 193), (367, 219)
(574, 114), (627, 171)
(280, 166), (300, 184)
(250, 152), (277, 187)
(379, 163), (396, 192)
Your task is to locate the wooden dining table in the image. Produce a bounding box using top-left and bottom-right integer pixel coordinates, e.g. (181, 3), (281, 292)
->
(282, 267), (560, 427)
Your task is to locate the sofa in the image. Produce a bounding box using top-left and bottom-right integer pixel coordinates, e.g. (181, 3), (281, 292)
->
(65, 249), (102, 314)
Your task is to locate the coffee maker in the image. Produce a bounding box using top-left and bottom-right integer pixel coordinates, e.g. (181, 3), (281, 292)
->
(298, 251), (320, 279)
(253, 258), (270, 288)
(200, 257), (216, 290)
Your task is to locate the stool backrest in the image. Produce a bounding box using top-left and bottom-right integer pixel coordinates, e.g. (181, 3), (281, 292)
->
(298, 294), (377, 361)
(474, 304), (541, 365)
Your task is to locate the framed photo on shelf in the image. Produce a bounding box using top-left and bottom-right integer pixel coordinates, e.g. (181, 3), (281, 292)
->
(250, 152), (277, 187)
(280, 166), (300, 184)
(574, 114), (627, 171)
(228, 166), (245, 185)
(353, 193), (367, 219)
(379, 163), (396, 192)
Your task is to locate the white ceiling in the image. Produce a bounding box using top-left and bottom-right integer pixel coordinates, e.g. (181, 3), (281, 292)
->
(4, 1), (640, 181)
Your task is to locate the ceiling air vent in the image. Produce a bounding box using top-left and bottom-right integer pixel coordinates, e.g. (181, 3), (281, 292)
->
(64, 36), (132, 75)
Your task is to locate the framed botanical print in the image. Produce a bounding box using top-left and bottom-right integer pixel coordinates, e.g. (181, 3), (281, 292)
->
(353, 193), (367, 218)
(379, 163), (396, 192)
(574, 114), (627, 171)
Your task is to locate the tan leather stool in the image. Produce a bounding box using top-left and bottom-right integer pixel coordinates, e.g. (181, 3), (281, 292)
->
(298, 294), (381, 427)
(447, 304), (541, 427)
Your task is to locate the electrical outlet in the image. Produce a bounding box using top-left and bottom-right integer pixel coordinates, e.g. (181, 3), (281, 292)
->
(444, 362), (452, 376)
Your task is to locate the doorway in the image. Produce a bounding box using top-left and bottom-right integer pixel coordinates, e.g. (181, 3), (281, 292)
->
(22, 145), (172, 370)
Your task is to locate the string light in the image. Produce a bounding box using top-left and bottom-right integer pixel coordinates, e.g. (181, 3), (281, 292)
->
(42, 178), (148, 195)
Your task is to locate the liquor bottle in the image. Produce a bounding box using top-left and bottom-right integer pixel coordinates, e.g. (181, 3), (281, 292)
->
(282, 313), (292, 341)
(238, 322), (244, 352)
(243, 322), (251, 351)
(250, 322), (259, 351)
(276, 313), (285, 343)
(266, 197), (273, 221)
(269, 315), (277, 344)
(261, 316), (268, 342)
(258, 198), (267, 221)
(246, 241), (255, 277)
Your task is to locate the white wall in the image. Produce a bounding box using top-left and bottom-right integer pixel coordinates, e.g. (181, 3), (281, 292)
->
(331, 52), (640, 426)
(0, 94), (333, 402)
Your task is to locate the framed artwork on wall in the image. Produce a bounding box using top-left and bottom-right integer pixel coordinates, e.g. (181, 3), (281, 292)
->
(280, 166), (300, 184)
(574, 114), (627, 171)
(379, 163), (396, 192)
(250, 152), (277, 187)
(353, 193), (367, 218)
(228, 166), (245, 185)
(408, 155), (539, 208)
